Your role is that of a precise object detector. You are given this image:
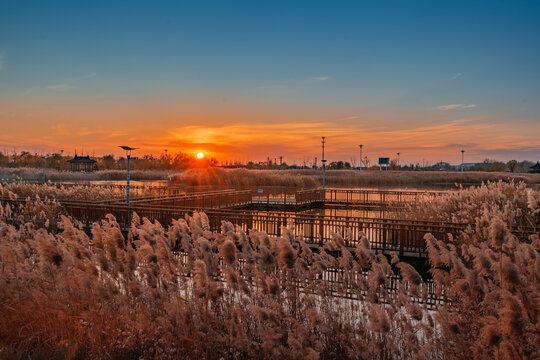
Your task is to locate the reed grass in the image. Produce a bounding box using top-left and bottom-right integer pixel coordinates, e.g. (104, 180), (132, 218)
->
(172, 168), (540, 189)
(0, 167), (176, 182)
(0, 182), (538, 359)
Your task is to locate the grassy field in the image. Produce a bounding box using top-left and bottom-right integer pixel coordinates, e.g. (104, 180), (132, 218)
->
(3, 166), (539, 189)
(172, 168), (540, 189)
(0, 167), (177, 182)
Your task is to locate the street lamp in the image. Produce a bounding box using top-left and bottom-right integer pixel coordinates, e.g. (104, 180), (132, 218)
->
(41, 156), (49, 183)
(119, 146), (138, 205)
(461, 150), (465, 172)
(321, 137), (327, 190)
(359, 144), (363, 171)
(397, 152), (400, 168)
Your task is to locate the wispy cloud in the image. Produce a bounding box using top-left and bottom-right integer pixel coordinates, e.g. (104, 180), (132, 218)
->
(339, 115), (359, 121)
(436, 103), (477, 111)
(452, 72), (462, 79)
(312, 76), (329, 81)
(46, 84), (73, 91)
(436, 104), (462, 110)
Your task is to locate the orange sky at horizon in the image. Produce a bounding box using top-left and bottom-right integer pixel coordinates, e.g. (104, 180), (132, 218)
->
(1, 95), (538, 165)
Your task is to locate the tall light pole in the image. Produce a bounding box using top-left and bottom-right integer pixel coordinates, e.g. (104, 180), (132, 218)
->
(321, 137), (327, 190)
(461, 150), (465, 172)
(119, 146), (138, 205)
(359, 144), (363, 171)
(41, 156), (49, 183)
(397, 152), (400, 168)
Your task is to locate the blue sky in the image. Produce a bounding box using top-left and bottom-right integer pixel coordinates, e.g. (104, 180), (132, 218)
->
(0, 1), (539, 163)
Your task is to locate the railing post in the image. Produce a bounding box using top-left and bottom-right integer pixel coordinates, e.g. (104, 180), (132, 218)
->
(319, 215), (324, 245)
(382, 222), (387, 253)
(310, 218), (315, 243)
(399, 224), (405, 256)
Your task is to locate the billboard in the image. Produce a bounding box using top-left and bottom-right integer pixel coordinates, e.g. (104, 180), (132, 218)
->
(378, 157), (390, 165)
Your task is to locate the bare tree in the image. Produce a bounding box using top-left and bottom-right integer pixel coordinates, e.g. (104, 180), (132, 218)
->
(507, 160), (519, 173)
(362, 156), (370, 168)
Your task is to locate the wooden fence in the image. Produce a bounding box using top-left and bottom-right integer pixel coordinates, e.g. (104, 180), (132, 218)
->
(110, 189), (252, 209)
(53, 201), (467, 257)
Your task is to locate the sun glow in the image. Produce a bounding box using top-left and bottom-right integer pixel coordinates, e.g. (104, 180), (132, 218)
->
(196, 152), (204, 159)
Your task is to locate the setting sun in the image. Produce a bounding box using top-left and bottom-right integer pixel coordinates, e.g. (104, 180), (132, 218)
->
(196, 152), (204, 159)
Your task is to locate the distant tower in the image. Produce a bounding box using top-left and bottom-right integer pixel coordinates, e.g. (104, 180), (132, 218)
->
(359, 144), (363, 170)
(279, 156), (283, 166)
(321, 137), (327, 189)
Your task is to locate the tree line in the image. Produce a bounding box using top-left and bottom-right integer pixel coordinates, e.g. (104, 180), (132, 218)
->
(0, 151), (536, 172)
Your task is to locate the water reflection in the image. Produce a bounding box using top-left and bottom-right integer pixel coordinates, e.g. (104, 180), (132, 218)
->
(301, 207), (388, 219)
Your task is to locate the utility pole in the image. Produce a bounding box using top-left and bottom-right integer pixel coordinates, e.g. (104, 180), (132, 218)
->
(119, 146), (138, 205)
(461, 150), (465, 172)
(359, 144), (363, 170)
(41, 156), (49, 183)
(322, 137), (327, 189)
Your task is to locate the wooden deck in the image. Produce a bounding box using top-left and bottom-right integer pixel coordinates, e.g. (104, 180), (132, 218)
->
(250, 188), (445, 207)
(2, 186), (535, 260)
(109, 189), (252, 209)
(48, 201), (460, 257)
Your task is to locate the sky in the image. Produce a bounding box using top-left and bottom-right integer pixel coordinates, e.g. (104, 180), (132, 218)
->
(0, 0), (539, 165)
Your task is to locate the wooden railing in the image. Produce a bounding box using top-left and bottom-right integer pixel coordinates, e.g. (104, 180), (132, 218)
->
(112, 190), (252, 209)
(323, 189), (446, 204)
(176, 254), (448, 308)
(2, 196), (536, 259)
(295, 189), (325, 204)
(252, 188), (444, 207)
(54, 202), (467, 256)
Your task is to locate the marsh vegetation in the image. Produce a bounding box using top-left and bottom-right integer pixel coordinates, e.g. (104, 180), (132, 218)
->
(0, 181), (538, 359)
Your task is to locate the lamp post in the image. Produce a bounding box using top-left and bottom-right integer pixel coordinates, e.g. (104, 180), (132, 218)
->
(41, 156), (49, 183)
(321, 137), (327, 190)
(461, 150), (465, 172)
(359, 144), (363, 171)
(397, 152), (400, 168)
(119, 146), (138, 205)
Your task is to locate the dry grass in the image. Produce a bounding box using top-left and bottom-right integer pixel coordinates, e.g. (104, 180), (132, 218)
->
(0, 181), (126, 202)
(172, 168), (540, 189)
(171, 168), (320, 188)
(401, 180), (540, 246)
(0, 167), (177, 182)
(0, 182), (539, 359)
(4, 166), (539, 190)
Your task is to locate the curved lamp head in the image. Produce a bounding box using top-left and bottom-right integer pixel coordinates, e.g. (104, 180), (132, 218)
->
(119, 146), (138, 151)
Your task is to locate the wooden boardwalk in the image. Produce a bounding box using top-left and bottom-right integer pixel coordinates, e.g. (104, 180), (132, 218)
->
(117, 187), (446, 209)
(108, 189), (252, 209)
(3, 185), (535, 260)
(1, 192), (536, 260)
(54, 201), (461, 257)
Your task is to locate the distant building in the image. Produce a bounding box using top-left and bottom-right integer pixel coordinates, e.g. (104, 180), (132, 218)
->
(67, 155), (97, 171)
(529, 162), (540, 174)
